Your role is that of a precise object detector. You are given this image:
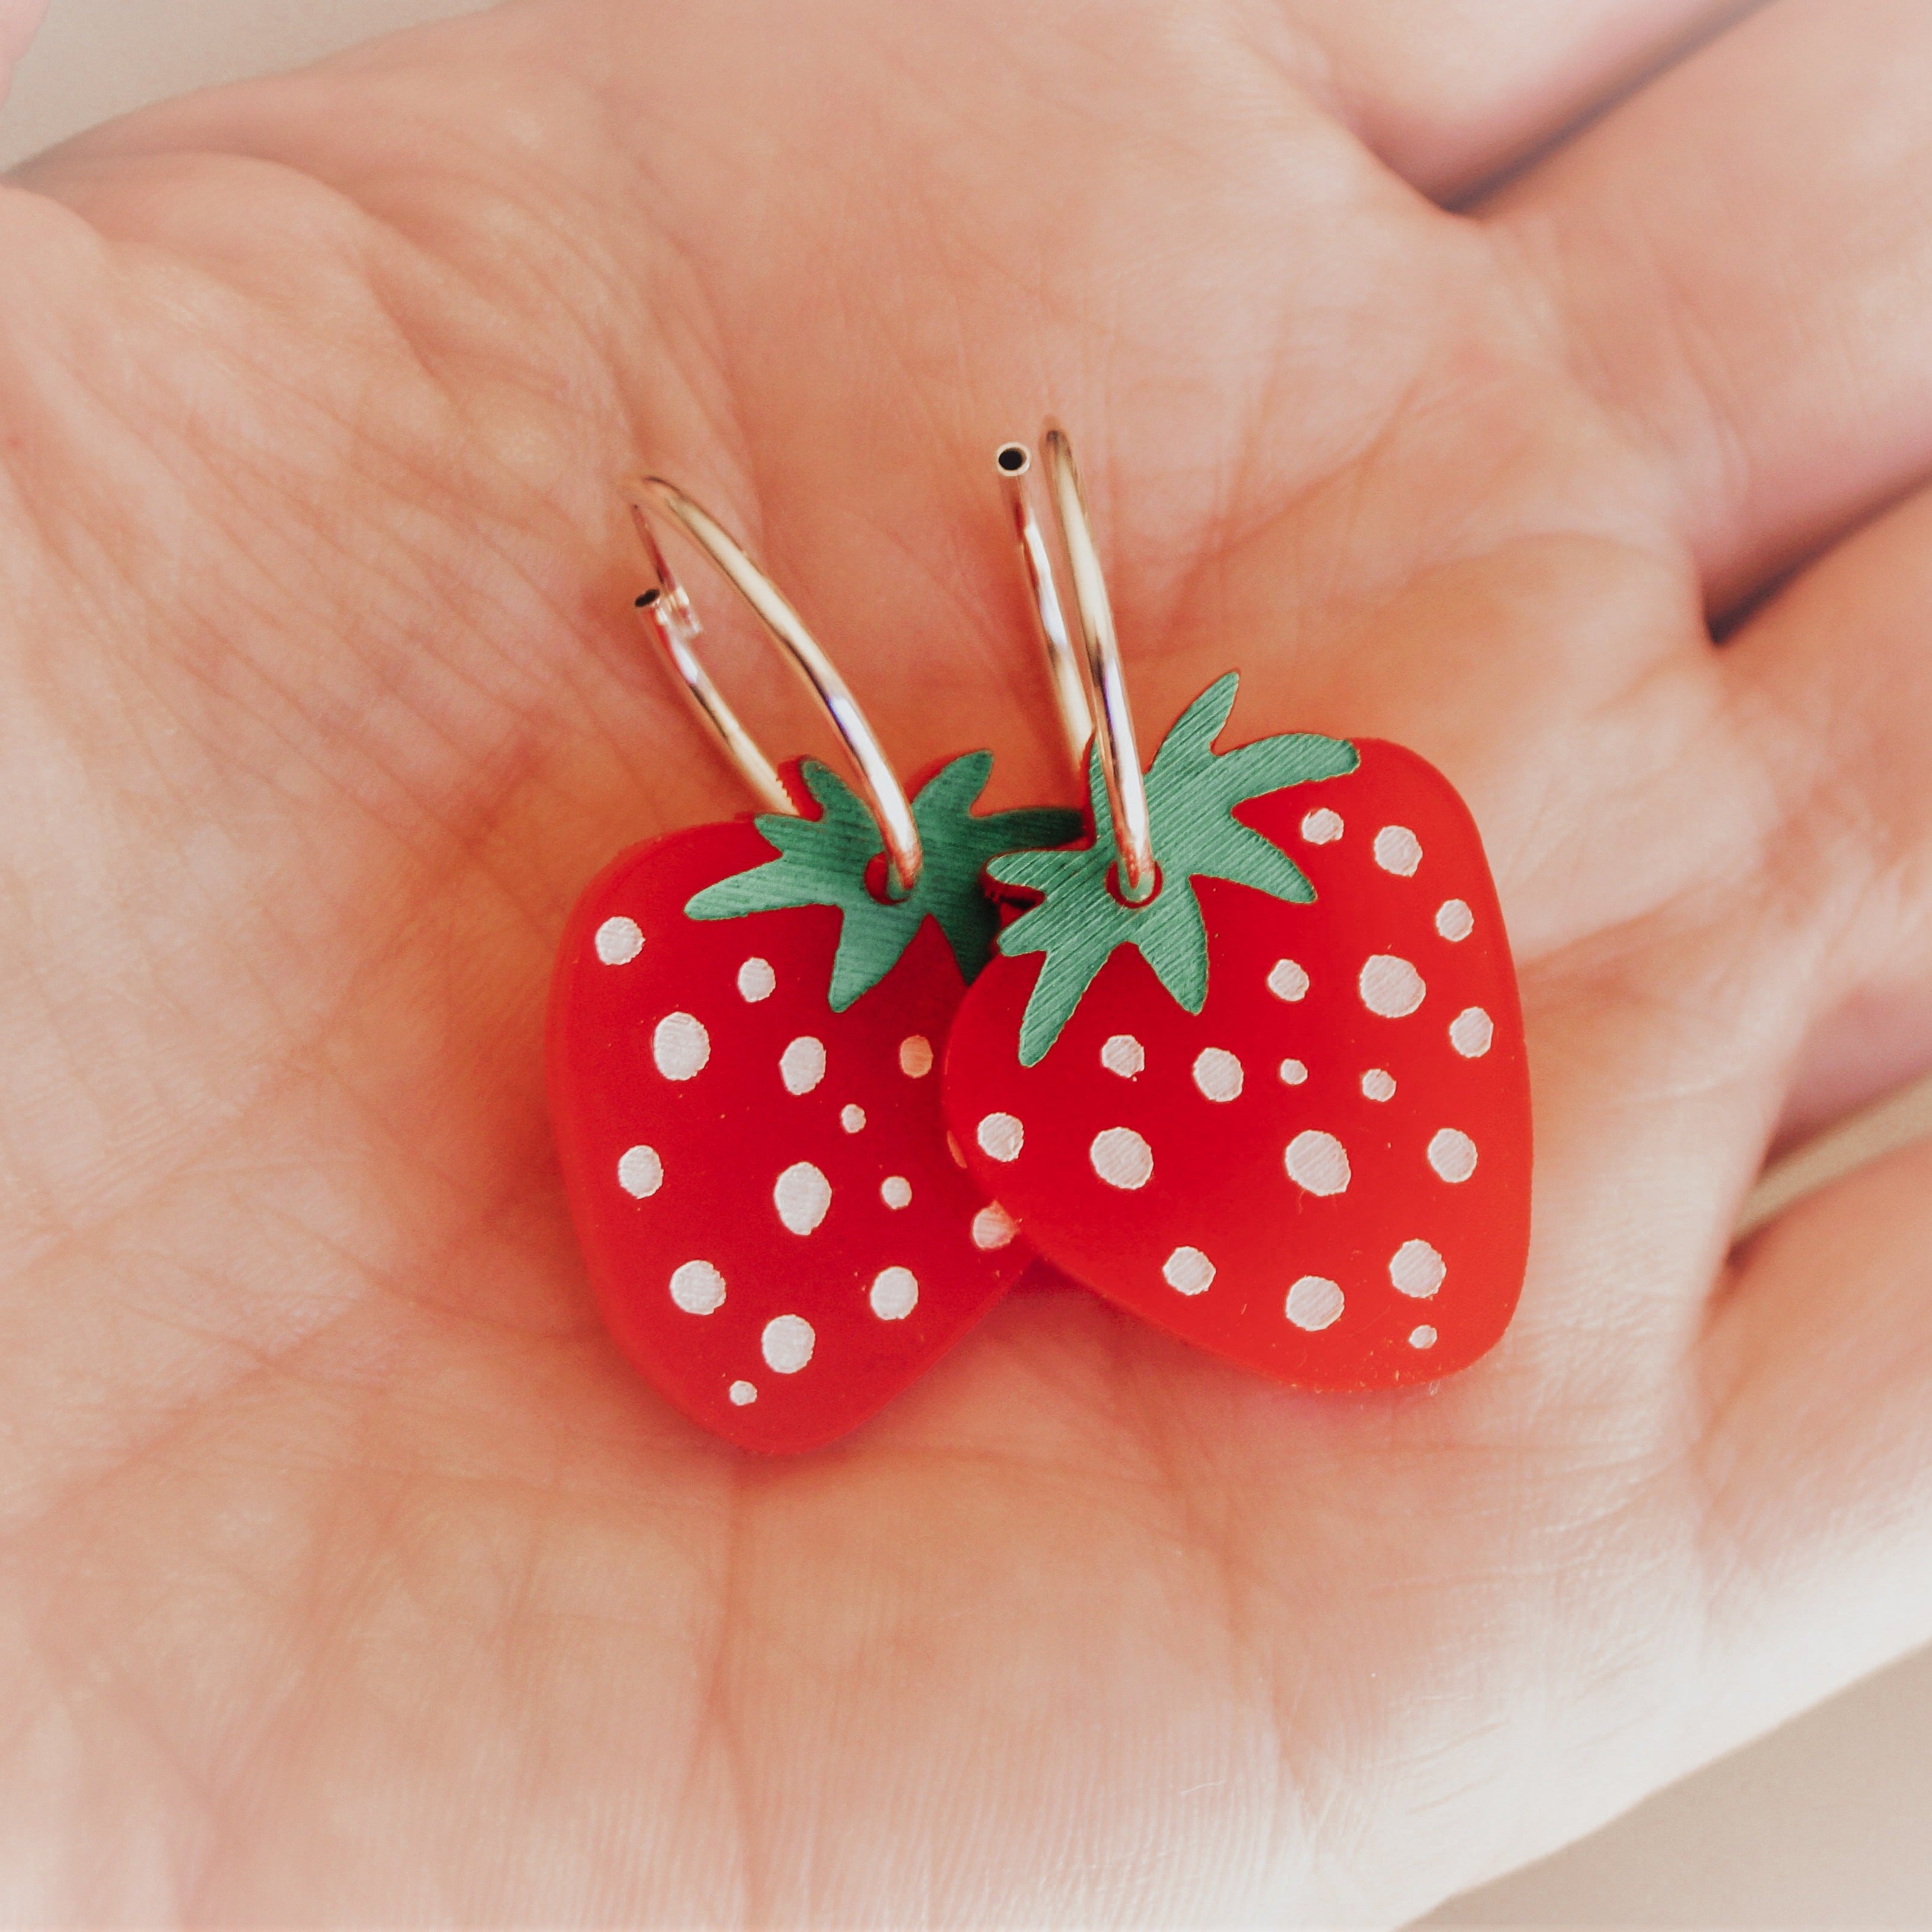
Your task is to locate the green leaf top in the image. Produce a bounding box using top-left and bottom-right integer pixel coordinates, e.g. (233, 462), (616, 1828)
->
(987, 673), (1358, 1063)
(685, 754), (1083, 1010)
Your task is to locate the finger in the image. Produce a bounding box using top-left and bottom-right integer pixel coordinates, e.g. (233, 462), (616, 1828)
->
(1692, 1133), (1932, 1770)
(0, 0), (47, 109)
(1273, 0), (1758, 201)
(1490, 0), (1932, 614)
(1714, 477), (1932, 1144)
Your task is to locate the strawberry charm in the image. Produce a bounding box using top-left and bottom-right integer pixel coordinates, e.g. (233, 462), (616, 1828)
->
(946, 432), (1532, 1389)
(549, 479), (1077, 1452)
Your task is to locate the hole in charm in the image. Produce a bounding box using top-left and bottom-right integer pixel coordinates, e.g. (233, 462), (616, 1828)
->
(1105, 858), (1162, 909)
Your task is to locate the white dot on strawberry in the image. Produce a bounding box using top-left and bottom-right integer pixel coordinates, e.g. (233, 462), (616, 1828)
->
(728, 1380), (758, 1406)
(1374, 826), (1423, 875)
(1300, 807), (1343, 844)
(977, 1112), (1024, 1162)
(972, 1203), (1018, 1250)
(1162, 1245), (1215, 1295)
(761, 1314), (815, 1373)
(1285, 1130), (1351, 1196)
(1267, 958), (1310, 1001)
(1090, 1126), (1154, 1189)
(1389, 1239), (1446, 1297)
(779, 1035), (827, 1095)
(869, 1266), (919, 1320)
(880, 1175), (911, 1209)
(669, 1259), (726, 1315)
(841, 1104), (866, 1133)
(617, 1145), (663, 1198)
(773, 1161), (832, 1233)
(1450, 1007), (1494, 1058)
(1361, 1068), (1396, 1103)
(737, 955), (776, 1001)
(1101, 1033), (1145, 1078)
(1435, 899), (1474, 942)
(899, 1035), (934, 1077)
(1359, 954), (1425, 1019)
(1279, 1058), (1309, 1086)
(1427, 1128), (1478, 1183)
(1285, 1276), (1344, 1330)
(594, 916), (644, 965)
(652, 1012), (711, 1080)
(1409, 1325), (1438, 1349)
(1192, 1048), (1244, 1102)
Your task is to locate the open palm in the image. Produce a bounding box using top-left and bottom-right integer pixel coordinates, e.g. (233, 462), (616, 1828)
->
(7, 0), (1932, 1921)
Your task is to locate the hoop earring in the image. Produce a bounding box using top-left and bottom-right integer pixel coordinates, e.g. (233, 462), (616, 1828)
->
(549, 476), (1078, 1454)
(995, 429), (1156, 902)
(623, 475), (922, 897)
(941, 423), (1534, 1395)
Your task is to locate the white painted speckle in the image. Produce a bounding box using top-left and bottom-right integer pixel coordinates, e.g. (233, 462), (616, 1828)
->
(617, 1145), (663, 1198)
(1101, 1033), (1145, 1078)
(1409, 1325), (1438, 1350)
(1450, 1007), (1494, 1058)
(977, 1112), (1024, 1162)
(737, 955), (776, 1001)
(1090, 1125), (1154, 1190)
(594, 916), (644, 965)
(761, 1314), (814, 1373)
(780, 1035), (826, 1095)
(1301, 807), (1344, 845)
(652, 1011), (711, 1080)
(899, 1035), (934, 1078)
(972, 1202), (1018, 1250)
(1267, 958), (1310, 1002)
(1390, 1239), (1446, 1298)
(1427, 1128), (1478, 1183)
(1285, 1130), (1351, 1197)
(1163, 1246), (1215, 1296)
(669, 1259), (726, 1315)
(974, 1205), (1020, 1251)
(1192, 1047), (1244, 1103)
(1435, 899), (1474, 943)
(880, 1175), (911, 1210)
(1286, 1276), (1345, 1330)
(728, 1379), (757, 1406)
(869, 1266), (919, 1321)
(1374, 826), (1423, 876)
(773, 1161), (832, 1234)
(1361, 1068), (1396, 1103)
(1359, 954), (1426, 1019)
(841, 1104), (866, 1134)
(1279, 1058), (1309, 1086)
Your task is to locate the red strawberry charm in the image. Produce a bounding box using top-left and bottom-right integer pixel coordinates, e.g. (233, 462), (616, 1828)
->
(551, 755), (1079, 1452)
(942, 673), (1531, 1390)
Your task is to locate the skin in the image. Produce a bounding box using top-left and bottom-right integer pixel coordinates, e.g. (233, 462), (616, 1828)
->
(3, 0), (1932, 1919)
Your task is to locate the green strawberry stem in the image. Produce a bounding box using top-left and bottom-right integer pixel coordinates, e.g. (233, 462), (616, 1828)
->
(988, 673), (1358, 1064)
(685, 754), (1082, 1010)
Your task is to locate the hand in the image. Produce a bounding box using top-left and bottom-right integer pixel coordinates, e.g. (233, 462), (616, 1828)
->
(5, 0), (1931, 1919)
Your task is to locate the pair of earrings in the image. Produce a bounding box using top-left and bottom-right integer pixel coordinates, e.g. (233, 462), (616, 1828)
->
(548, 429), (1531, 1453)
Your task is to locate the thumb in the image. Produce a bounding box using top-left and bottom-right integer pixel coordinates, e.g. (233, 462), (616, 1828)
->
(0, 0), (48, 112)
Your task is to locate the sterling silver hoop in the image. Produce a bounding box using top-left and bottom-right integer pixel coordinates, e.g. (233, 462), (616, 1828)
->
(621, 475), (924, 895)
(995, 427), (1157, 903)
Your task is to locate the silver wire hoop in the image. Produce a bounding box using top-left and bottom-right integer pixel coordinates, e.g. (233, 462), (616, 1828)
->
(621, 475), (924, 895)
(995, 429), (1157, 903)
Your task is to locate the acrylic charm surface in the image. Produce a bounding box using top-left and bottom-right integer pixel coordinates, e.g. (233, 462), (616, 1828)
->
(943, 678), (1531, 1389)
(552, 758), (1074, 1452)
